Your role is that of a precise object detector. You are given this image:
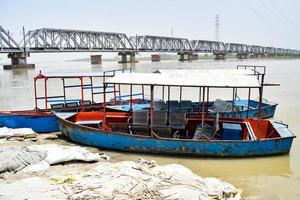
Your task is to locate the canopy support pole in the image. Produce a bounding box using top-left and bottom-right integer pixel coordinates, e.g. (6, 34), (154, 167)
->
(113, 84), (116, 104)
(130, 84), (133, 112)
(142, 85), (145, 101)
(34, 78), (37, 110)
(206, 87), (209, 116)
(257, 87), (262, 140)
(62, 78), (66, 103)
(44, 78), (48, 110)
(118, 84), (121, 100)
(198, 87), (201, 113)
(162, 86), (164, 101)
(80, 77), (84, 111)
(150, 85), (154, 137)
(255, 70), (265, 140)
(201, 87), (206, 134)
(90, 77), (94, 103)
(179, 86), (182, 102)
(232, 88), (236, 117)
(103, 83), (107, 125)
(167, 86), (170, 119)
(247, 88), (251, 118)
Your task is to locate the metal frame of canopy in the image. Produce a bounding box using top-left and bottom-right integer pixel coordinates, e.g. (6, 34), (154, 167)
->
(33, 68), (132, 111)
(103, 67), (267, 140)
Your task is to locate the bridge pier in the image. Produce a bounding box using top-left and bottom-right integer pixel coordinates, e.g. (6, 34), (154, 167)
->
(3, 52), (35, 70)
(178, 52), (188, 61)
(90, 55), (102, 64)
(118, 52), (138, 63)
(237, 53), (249, 59)
(178, 52), (197, 61)
(214, 52), (226, 60)
(151, 54), (161, 62)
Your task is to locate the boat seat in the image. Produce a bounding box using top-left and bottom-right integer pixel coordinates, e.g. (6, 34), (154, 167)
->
(65, 102), (80, 112)
(131, 110), (150, 135)
(180, 100), (193, 112)
(150, 111), (172, 138)
(153, 100), (166, 111)
(79, 100), (92, 105)
(169, 112), (187, 130)
(50, 103), (65, 111)
(110, 123), (130, 134)
(166, 100), (179, 112)
(79, 100), (93, 111)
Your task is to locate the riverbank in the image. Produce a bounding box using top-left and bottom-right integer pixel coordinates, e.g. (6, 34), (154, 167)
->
(0, 131), (242, 200)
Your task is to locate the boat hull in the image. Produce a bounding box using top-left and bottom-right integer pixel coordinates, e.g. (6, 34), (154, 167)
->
(0, 111), (59, 133)
(57, 116), (294, 157)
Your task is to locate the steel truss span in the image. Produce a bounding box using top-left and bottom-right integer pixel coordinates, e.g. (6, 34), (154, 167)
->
(21, 28), (134, 52)
(0, 25), (300, 56)
(130, 35), (192, 52)
(0, 26), (22, 53)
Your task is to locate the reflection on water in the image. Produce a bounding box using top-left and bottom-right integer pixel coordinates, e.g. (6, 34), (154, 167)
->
(0, 58), (300, 199)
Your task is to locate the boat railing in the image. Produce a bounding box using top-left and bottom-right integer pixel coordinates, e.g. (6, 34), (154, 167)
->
(34, 68), (132, 111)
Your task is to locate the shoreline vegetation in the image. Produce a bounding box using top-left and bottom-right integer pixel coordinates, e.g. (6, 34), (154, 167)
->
(66, 53), (300, 63)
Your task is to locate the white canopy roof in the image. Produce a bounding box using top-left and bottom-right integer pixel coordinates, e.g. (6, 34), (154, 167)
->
(105, 69), (261, 88)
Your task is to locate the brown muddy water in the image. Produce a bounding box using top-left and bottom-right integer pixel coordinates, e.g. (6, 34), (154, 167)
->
(0, 56), (299, 199)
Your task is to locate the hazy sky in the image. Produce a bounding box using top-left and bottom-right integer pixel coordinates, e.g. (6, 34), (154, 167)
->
(1, 0), (300, 49)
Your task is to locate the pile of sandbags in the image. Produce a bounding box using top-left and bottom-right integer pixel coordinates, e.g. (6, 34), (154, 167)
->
(0, 127), (37, 141)
(0, 144), (107, 173)
(58, 158), (241, 200)
(0, 157), (242, 200)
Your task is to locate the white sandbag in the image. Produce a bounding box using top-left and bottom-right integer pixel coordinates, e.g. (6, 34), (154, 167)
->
(27, 144), (102, 165)
(22, 160), (51, 172)
(0, 177), (66, 200)
(0, 127), (37, 139)
(0, 127), (11, 138)
(0, 146), (46, 173)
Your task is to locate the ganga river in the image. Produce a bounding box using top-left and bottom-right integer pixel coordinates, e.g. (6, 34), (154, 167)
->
(0, 54), (299, 199)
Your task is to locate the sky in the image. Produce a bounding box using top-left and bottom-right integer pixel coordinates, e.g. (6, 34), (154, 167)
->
(1, 0), (300, 49)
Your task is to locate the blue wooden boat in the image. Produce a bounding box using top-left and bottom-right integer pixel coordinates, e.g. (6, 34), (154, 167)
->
(0, 69), (130, 133)
(0, 110), (59, 133)
(55, 112), (295, 157)
(55, 69), (295, 157)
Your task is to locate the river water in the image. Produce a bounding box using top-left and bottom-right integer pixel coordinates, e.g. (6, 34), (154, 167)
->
(0, 55), (299, 199)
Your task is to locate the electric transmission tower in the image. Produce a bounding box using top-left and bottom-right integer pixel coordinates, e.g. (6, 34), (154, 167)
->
(215, 14), (220, 41)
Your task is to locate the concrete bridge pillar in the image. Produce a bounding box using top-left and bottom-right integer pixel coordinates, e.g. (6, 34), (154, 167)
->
(3, 52), (35, 70)
(178, 52), (195, 61)
(214, 52), (226, 60)
(129, 52), (137, 63)
(151, 54), (161, 62)
(118, 52), (138, 63)
(90, 55), (102, 64)
(237, 53), (249, 59)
